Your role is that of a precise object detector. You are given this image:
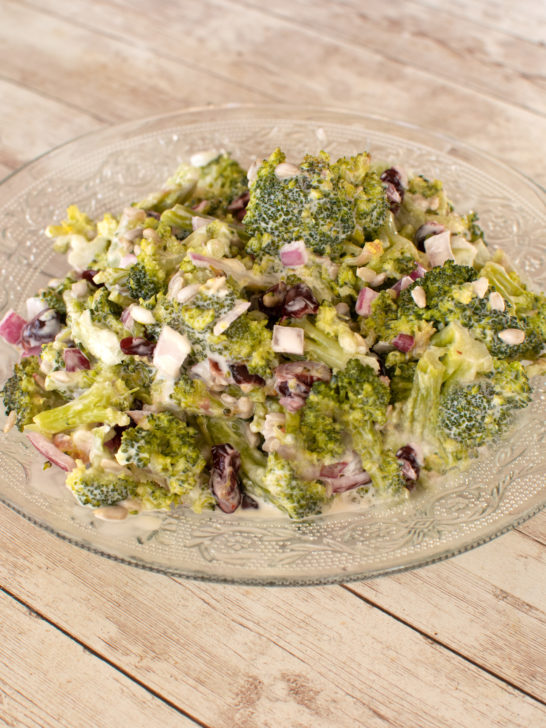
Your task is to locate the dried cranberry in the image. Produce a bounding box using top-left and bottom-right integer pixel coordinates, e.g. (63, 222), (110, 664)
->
(281, 284), (319, 319)
(380, 167), (405, 213)
(396, 445), (420, 490)
(120, 337), (156, 357)
(241, 492), (259, 509)
(274, 360), (331, 411)
(260, 282), (288, 320)
(210, 444), (242, 514)
(229, 363), (266, 388)
(21, 308), (62, 350)
(80, 270), (103, 287)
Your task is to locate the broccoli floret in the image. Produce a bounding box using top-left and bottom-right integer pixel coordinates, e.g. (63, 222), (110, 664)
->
(116, 412), (206, 496)
(287, 382), (345, 462)
(188, 153), (248, 216)
(171, 374), (229, 417)
(458, 296), (543, 360)
(209, 313), (278, 377)
(386, 355), (418, 403)
(116, 358), (156, 405)
(244, 149), (388, 261)
(46, 204), (96, 240)
(1, 356), (66, 431)
(205, 417), (329, 518)
(153, 277), (242, 361)
(66, 461), (137, 507)
(39, 275), (76, 318)
(438, 360), (531, 448)
(297, 312), (377, 372)
(29, 368), (133, 434)
(260, 453), (329, 519)
(126, 261), (164, 301)
(87, 287), (129, 340)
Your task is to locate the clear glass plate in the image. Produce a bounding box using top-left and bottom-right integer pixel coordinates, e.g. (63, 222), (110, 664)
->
(0, 105), (544, 585)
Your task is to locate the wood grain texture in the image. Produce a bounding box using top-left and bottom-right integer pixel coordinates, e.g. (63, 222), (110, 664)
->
(0, 590), (195, 728)
(0, 505), (543, 728)
(11, 0), (546, 184)
(1, 1), (545, 726)
(236, 0), (546, 114)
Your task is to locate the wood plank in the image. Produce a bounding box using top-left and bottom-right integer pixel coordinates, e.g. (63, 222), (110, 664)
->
(0, 0), (272, 126)
(0, 589), (195, 728)
(348, 528), (546, 699)
(19, 0), (546, 185)
(233, 0), (546, 115)
(415, 0), (546, 45)
(0, 504), (542, 727)
(517, 509), (546, 546)
(0, 78), (103, 173)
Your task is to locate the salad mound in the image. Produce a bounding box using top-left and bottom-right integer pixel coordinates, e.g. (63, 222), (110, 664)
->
(1, 149), (545, 519)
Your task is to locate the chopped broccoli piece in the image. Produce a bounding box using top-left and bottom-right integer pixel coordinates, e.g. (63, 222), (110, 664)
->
(29, 368), (133, 434)
(244, 149), (388, 261)
(209, 313), (278, 377)
(116, 412), (206, 495)
(171, 374), (229, 417)
(1, 356), (66, 431)
(189, 153), (248, 216)
(66, 461), (137, 507)
(126, 261), (165, 301)
(438, 360), (531, 448)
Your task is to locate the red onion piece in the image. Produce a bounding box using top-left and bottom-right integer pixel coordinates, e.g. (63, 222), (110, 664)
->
(409, 264), (427, 280)
(392, 334), (415, 353)
(120, 308), (134, 328)
(120, 337), (156, 357)
(26, 431), (76, 472)
(63, 348), (91, 371)
(0, 309), (27, 345)
(321, 471), (372, 493)
(424, 230), (454, 267)
(319, 462), (348, 479)
(21, 308), (62, 351)
(119, 254), (138, 268)
(152, 326), (191, 377)
(355, 287), (379, 317)
(212, 300), (251, 336)
(272, 325), (304, 355)
(279, 240), (308, 267)
(391, 276), (414, 295)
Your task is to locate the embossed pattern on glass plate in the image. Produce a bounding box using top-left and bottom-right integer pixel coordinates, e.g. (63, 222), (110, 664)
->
(0, 106), (544, 585)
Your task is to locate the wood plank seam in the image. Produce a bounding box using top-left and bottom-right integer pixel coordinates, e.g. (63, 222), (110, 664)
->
(411, 0), (544, 44)
(0, 72), (110, 124)
(220, 0), (546, 119)
(15, 0), (280, 104)
(341, 583), (546, 706)
(0, 585), (209, 728)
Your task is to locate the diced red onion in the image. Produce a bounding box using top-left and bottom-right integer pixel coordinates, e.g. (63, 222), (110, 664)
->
(119, 254), (138, 268)
(390, 276), (414, 295)
(26, 431), (76, 472)
(121, 308), (134, 328)
(279, 395), (307, 412)
(392, 334), (415, 353)
(279, 240), (308, 267)
(355, 287), (378, 317)
(424, 230), (454, 267)
(321, 471), (372, 493)
(409, 264), (427, 280)
(127, 410), (148, 425)
(192, 216), (209, 231)
(0, 309), (27, 345)
(319, 462), (348, 479)
(212, 300), (251, 336)
(152, 326), (191, 378)
(272, 325), (304, 355)
(63, 348), (91, 371)
(26, 297), (47, 320)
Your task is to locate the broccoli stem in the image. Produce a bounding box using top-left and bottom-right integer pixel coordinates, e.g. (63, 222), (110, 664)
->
(29, 380), (132, 434)
(297, 319), (352, 370)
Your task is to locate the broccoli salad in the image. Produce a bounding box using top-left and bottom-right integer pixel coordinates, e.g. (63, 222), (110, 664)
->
(1, 148), (545, 520)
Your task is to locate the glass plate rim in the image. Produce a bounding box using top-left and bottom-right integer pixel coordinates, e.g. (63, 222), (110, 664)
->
(0, 103), (544, 586)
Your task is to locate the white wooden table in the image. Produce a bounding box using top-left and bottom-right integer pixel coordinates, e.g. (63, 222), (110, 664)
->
(1, 2), (545, 725)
